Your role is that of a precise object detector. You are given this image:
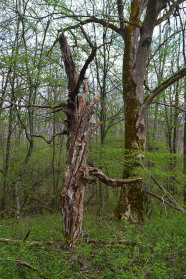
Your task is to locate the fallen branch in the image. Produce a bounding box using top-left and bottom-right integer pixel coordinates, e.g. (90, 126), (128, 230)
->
(0, 258), (49, 279)
(144, 190), (183, 212)
(0, 238), (54, 246)
(87, 238), (137, 246)
(151, 175), (185, 213)
(139, 163), (185, 214)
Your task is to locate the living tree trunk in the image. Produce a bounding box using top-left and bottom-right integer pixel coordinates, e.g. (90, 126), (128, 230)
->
(114, 0), (186, 223)
(114, 1), (150, 223)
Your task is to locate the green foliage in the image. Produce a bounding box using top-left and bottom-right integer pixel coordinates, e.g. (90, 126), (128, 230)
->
(0, 212), (185, 278)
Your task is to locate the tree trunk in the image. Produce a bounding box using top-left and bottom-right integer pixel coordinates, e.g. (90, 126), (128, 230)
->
(114, 11), (146, 223)
(1, 104), (13, 216)
(184, 87), (186, 204)
(114, 0), (161, 223)
(97, 180), (104, 214)
(60, 82), (99, 246)
(59, 30), (101, 246)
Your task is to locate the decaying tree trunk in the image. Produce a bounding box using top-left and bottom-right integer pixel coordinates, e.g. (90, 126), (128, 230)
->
(59, 30), (141, 246)
(61, 82), (100, 245)
(58, 31), (98, 246)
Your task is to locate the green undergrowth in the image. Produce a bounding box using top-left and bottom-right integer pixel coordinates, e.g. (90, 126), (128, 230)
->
(0, 211), (185, 279)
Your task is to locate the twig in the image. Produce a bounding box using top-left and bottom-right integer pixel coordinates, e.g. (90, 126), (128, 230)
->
(147, 29), (184, 66)
(23, 229), (31, 242)
(0, 97), (66, 110)
(30, 131), (67, 144)
(152, 101), (186, 112)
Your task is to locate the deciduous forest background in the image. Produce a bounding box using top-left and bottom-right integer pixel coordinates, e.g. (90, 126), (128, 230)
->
(0, 0), (185, 278)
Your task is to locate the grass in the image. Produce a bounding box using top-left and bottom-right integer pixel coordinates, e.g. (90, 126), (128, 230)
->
(0, 207), (185, 279)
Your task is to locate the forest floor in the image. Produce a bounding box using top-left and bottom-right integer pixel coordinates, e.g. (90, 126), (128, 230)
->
(0, 206), (185, 279)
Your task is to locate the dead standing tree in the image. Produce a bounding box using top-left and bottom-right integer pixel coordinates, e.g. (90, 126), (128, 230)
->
(58, 29), (141, 246)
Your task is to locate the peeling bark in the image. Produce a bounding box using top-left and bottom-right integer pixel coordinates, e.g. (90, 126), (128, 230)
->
(61, 83), (100, 246)
(59, 31), (140, 246)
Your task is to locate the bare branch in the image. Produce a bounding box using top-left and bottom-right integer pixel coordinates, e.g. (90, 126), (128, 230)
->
(147, 67), (186, 104)
(147, 29), (184, 67)
(71, 27), (111, 98)
(14, 105), (32, 143)
(117, 0), (125, 30)
(30, 131), (67, 144)
(73, 49), (97, 98)
(88, 167), (141, 187)
(59, 29), (101, 99)
(152, 101), (186, 112)
(79, 24), (94, 48)
(156, 0), (185, 25)
(139, 163), (185, 213)
(97, 41), (112, 49)
(0, 238), (53, 245)
(23, 229), (31, 242)
(144, 80), (152, 93)
(47, 16), (122, 54)
(0, 105), (12, 110)
(137, 67), (186, 126)
(59, 32), (78, 94)
(0, 97), (66, 110)
(63, 16), (124, 37)
(144, 190), (183, 212)
(151, 175), (185, 213)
